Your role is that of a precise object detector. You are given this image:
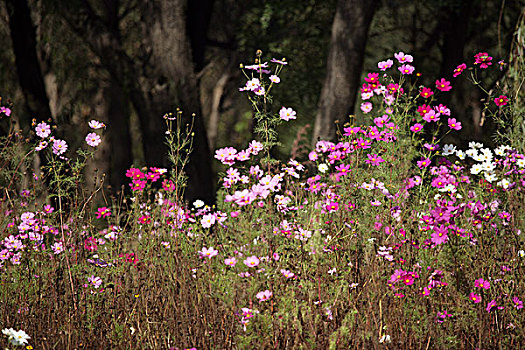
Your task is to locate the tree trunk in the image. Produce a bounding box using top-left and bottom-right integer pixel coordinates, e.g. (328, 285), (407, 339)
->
(312, 0), (379, 142)
(5, 0), (52, 127)
(62, 0), (216, 204)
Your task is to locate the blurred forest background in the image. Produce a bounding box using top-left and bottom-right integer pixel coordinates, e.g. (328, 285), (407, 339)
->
(0, 0), (523, 204)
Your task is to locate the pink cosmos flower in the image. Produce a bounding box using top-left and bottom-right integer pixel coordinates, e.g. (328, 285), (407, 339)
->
(474, 278), (490, 289)
(243, 255), (260, 267)
(51, 241), (64, 254)
(360, 102), (373, 113)
(130, 180), (146, 192)
(281, 269), (295, 279)
(448, 118), (462, 130)
(365, 72), (379, 83)
(35, 140), (48, 151)
(513, 297), (523, 309)
(269, 75), (280, 83)
(162, 179), (175, 192)
(85, 132), (101, 147)
(256, 290), (273, 302)
(0, 106), (11, 116)
(88, 275), (103, 289)
(410, 123), (423, 133)
(420, 87), (434, 99)
(201, 213), (216, 228)
(435, 78), (452, 92)
(35, 122), (51, 138)
(423, 110), (440, 123)
(486, 299), (497, 312)
(199, 246), (218, 259)
(398, 64), (415, 75)
(469, 292), (481, 303)
(279, 107), (296, 121)
(394, 52), (413, 63)
(52, 139), (68, 155)
(88, 120), (106, 129)
(474, 52), (492, 69)
(365, 153), (385, 166)
(494, 95), (508, 107)
(96, 207), (111, 219)
(453, 63), (467, 77)
(224, 257), (237, 266)
(417, 157), (431, 169)
(378, 59), (394, 71)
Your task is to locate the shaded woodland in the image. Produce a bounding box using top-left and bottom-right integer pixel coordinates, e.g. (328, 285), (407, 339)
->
(0, 0), (523, 203)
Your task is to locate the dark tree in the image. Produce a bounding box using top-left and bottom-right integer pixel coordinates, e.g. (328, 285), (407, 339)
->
(313, 0), (380, 142)
(5, 0), (52, 126)
(58, 0), (216, 204)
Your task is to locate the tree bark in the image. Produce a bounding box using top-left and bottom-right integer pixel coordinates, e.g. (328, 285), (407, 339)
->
(62, 0), (216, 204)
(312, 0), (379, 142)
(5, 0), (52, 126)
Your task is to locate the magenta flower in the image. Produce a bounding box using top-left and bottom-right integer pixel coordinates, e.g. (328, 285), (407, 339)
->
(431, 230), (448, 245)
(420, 87), (434, 99)
(453, 63), (467, 77)
(474, 52), (492, 69)
(279, 107), (296, 121)
(325, 202), (339, 213)
(469, 292), (481, 303)
(494, 95), (508, 107)
(410, 123), (423, 133)
(85, 132), (101, 147)
(486, 299), (497, 312)
(417, 157), (431, 169)
(281, 269), (295, 279)
(435, 78), (452, 92)
(474, 278), (491, 289)
(365, 153), (385, 166)
(0, 106), (11, 116)
(96, 207), (111, 219)
(256, 289), (272, 302)
(513, 297), (523, 309)
(448, 118), (462, 130)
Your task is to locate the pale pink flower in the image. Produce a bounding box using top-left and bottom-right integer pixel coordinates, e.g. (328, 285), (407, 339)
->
(256, 289), (273, 302)
(35, 122), (51, 138)
(52, 139), (68, 155)
(199, 246), (218, 259)
(279, 107), (296, 121)
(243, 255), (260, 267)
(85, 133), (101, 147)
(88, 120), (106, 129)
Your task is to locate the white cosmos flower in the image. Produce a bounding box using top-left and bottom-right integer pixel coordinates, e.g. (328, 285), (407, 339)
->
(469, 141), (483, 149)
(318, 164), (329, 173)
(484, 172), (498, 183)
(497, 178), (510, 189)
(466, 148), (478, 158)
(470, 164), (483, 175)
(442, 144), (456, 156)
(481, 161), (496, 172)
